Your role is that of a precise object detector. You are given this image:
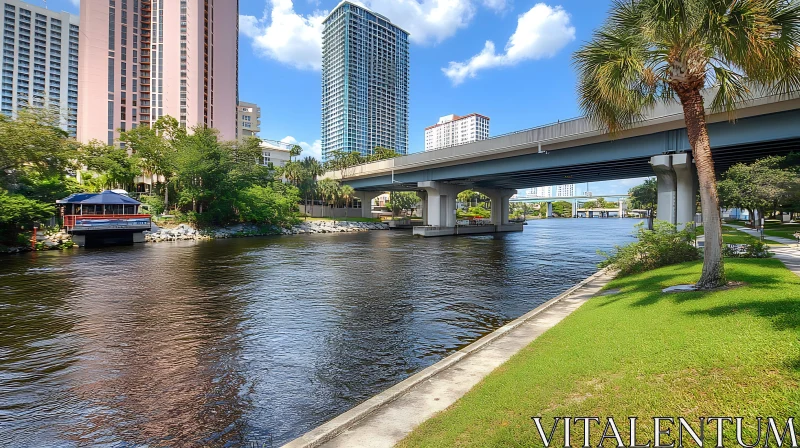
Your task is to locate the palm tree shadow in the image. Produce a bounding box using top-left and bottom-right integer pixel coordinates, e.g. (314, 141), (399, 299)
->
(686, 300), (800, 332)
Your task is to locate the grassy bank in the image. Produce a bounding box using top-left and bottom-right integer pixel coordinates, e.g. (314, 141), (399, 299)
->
(399, 259), (800, 447)
(697, 225), (781, 245)
(728, 220), (800, 241)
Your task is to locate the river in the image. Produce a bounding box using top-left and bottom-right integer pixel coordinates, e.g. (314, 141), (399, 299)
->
(0, 218), (642, 447)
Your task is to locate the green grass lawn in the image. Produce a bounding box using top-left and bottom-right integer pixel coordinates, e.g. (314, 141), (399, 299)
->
(696, 225), (782, 245)
(399, 259), (800, 447)
(727, 220), (800, 241)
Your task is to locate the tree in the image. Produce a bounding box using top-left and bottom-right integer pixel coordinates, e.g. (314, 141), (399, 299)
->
(718, 156), (800, 226)
(339, 184), (355, 210)
(80, 141), (141, 192)
(370, 147), (401, 162)
(630, 178), (657, 229)
(552, 201), (573, 217)
(0, 108), (76, 189)
(386, 191), (419, 217)
(573, 0), (800, 289)
(120, 116), (184, 209)
(317, 178), (340, 218)
(290, 144), (303, 163)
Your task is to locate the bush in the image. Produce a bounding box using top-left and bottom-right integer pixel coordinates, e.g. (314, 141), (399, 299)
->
(599, 221), (700, 276)
(722, 242), (771, 258)
(138, 194), (165, 216)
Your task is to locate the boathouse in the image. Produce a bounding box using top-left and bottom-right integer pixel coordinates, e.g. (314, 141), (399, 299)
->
(57, 190), (152, 247)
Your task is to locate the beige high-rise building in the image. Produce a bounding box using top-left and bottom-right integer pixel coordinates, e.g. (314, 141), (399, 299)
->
(237, 101), (260, 142)
(77, 0), (239, 146)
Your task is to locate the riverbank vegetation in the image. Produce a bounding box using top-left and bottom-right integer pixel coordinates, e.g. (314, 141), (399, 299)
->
(399, 259), (800, 447)
(600, 221), (699, 275)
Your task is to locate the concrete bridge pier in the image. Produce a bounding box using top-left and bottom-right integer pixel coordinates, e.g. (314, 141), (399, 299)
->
(476, 188), (517, 226)
(416, 191), (428, 225)
(417, 181), (462, 228)
(546, 202), (553, 218)
(650, 154), (698, 228)
(414, 183), (522, 237)
(672, 153), (698, 228)
(354, 191), (381, 219)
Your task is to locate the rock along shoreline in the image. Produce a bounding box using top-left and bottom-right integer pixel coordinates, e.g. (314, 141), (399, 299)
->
(2, 220), (390, 254)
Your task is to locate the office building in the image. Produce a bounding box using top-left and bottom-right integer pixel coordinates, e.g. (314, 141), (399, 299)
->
(237, 101), (260, 142)
(424, 113), (490, 151)
(77, 0), (238, 146)
(1, 0), (79, 136)
(321, 1), (409, 161)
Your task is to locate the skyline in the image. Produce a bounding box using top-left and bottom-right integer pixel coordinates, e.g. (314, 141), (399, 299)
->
(31, 0), (648, 193)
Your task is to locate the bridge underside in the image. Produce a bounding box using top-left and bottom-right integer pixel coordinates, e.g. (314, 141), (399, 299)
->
(344, 110), (800, 192)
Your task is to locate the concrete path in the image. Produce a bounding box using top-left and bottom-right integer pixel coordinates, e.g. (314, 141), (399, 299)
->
(770, 245), (800, 276)
(727, 224), (799, 245)
(284, 269), (616, 448)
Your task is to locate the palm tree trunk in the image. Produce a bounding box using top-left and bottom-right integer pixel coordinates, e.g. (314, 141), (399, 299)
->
(678, 88), (725, 289)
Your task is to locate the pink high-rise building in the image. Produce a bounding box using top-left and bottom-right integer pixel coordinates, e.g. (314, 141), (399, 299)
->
(77, 0), (238, 145)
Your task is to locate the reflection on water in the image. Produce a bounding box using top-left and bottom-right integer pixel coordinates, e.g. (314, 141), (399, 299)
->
(0, 219), (641, 446)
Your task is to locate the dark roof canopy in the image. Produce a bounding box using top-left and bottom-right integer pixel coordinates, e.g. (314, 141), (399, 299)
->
(57, 190), (141, 205)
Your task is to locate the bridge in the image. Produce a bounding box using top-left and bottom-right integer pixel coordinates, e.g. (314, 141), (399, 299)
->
(512, 194), (631, 219)
(325, 90), (800, 236)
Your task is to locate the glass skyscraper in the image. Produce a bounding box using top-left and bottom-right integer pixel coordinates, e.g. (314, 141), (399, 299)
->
(1, 0), (79, 137)
(321, 1), (409, 161)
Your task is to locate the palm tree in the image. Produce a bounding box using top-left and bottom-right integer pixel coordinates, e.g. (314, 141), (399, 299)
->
(573, 0), (800, 289)
(302, 157), (324, 217)
(339, 184), (355, 217)
(317, 178), (340, 218)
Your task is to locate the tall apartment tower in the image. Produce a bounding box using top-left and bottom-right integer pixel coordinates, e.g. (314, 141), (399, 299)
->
(237, 101), (260, 142)
(1, 1), (79, 136)
(77, 0), (238, 146)
(321, 1), (409, 161)
(424, 113), (490, 151)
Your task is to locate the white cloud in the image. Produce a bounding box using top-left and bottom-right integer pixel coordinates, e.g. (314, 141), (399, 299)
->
(281, 136), (323, 160)
(239, 0), (326, 71)
(71, 0), (80, 6)
(363, 0), (475, 45)
(442, 3), (575, 85)
(241, 0), (505, 70)
(482, 0), (508, 13)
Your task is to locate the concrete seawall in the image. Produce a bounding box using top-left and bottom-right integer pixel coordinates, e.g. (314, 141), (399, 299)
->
(284, 268), (615, 448)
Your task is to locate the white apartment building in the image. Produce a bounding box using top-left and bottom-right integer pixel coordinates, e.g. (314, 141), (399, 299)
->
(554, 184), (575, 197)
(526, 186), (552, 198)
(424, 113), (490, 151)
(259, 139), (292, 168)
(1, 0), (79, 136)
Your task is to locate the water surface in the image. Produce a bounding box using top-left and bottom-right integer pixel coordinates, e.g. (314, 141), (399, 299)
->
(0, 219), (641, 446)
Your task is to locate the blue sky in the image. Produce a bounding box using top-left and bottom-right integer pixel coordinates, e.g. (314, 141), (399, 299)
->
(48, 0), (649, 195)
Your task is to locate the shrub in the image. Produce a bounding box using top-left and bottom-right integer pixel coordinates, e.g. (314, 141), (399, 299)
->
(599, 221), (700, 276)
(722, 242), (771, 258)
(138, 195), (165, 216)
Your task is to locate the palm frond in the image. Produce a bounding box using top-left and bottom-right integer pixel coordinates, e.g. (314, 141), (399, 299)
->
(574, 25), (666, 133)
(708, 66), (752, 117)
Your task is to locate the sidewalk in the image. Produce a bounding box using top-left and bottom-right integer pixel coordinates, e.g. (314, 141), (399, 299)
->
(770, 245), (800, 277)
(284, 269), (616, 448)
(727, 224), (798, 245)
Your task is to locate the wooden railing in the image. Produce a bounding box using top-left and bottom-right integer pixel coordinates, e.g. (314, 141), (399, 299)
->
(64, 214), (151, 231)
